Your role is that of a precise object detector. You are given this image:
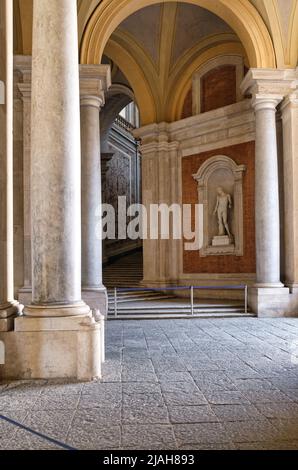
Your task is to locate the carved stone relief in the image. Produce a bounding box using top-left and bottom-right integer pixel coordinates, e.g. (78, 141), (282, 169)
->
(193, 155), (246, 256)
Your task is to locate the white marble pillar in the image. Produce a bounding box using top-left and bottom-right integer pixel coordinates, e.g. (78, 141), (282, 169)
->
(281, 91), (298, 288)
(14, 57), (32, 303)
(80, 65), (111, 314)
(0, 0), (20, 330)
(81, 94), (104, 288)
(253, 96), (283, 286)
(24, 0), (89, 317)
(240, 69), (298, 316)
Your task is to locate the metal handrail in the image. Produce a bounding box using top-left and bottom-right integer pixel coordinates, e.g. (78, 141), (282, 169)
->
(111, 284), (248, 317)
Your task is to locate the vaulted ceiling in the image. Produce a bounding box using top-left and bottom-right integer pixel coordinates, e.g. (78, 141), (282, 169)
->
(14, 0), (298, 69)
(13, 0), (298, 124)
(103, 2), (243, 122)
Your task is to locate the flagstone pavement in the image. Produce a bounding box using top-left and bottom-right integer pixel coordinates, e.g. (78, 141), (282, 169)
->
(1, 317), (298, 450)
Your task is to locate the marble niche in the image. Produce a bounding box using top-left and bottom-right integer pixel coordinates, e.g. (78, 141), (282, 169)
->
(193, 155), (246, 256)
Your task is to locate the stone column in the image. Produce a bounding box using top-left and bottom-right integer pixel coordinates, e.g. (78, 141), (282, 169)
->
(240, 68), (298, 316)
(0, 0), (20, 331)
(281, 91), (298, 289)
(80, 65), (111, 315)
(23, 0), (88, 317)
(14, 56), (32, 305)
(134, 124), (181, 286)
(252, 95), (283, 287)
(9, 0), (104, 381)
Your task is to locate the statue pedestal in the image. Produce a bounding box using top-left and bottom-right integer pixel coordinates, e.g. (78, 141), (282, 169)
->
(212, 235), (231, 247)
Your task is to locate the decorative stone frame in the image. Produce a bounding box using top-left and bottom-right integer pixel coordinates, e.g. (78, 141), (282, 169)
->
(193, 155), (246, 257)
(192, 55), (245, 115)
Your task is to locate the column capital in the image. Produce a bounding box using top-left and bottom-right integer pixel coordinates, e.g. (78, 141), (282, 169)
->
(251, 94), (283, 112)
(80, 93), (105, 109)
(241, 68), (298, 103)
(79, 64), (111, 108)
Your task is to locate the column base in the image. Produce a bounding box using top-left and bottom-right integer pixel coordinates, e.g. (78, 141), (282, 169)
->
(18, 286), (32, 306)
(248, 286), (291, 317)
(0, 313), (104, 381)
(0, 301), (22, 332)
(82, 286), (108, 316)
(23, 301), (91, 318)
(253, 282), (284, 288)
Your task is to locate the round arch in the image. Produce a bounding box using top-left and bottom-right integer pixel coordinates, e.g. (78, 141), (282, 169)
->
(80, 0), (276, 69)
(167, 42), (246, 121)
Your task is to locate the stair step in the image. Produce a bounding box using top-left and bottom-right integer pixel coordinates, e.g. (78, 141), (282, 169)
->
(108, 313), (255, 320)
(108, 308), (249, 314)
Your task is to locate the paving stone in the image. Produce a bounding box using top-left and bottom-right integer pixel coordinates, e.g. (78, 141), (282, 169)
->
(33, 394), (80, 411)
(121, 371), (158, 383)
(0, 394), (39, 411)
(122, 382), (161, 395)
(122, 424), (176, 449)
(191, 371), (236, 391)
(0, 411), (28, 439)
(157, 371), (194, 383)
(241, 390), (293, 404)
(79, 392), (122, 409)
(224, 419), (281, 443)
(5, 429), (63, 450)
(282, 389), (298, 402)
(161, 382), (207, 406)
(211, 404), (263, 421)
(67, 425), (121, 450)
(268, 377), (298, 390)
(72, 407), (121, 426)
(255, 402), (298, 419)
(168, 405), (218, 424)
(174, 423), (230, 446)
(122, 405), (169, 424)
(270, 419), (298, 440)
(233, 378), (277, 391)
(21, 410), (75, 440)
(122, 392), (165, 408)
(203, 391), (249, 405)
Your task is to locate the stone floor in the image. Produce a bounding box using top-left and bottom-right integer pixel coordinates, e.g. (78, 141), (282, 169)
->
(1, 317), (298, 450)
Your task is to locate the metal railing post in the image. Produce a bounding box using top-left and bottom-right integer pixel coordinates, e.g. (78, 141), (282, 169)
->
(190, 286), (194, 316)
(244, 285), (248, 314)
(114, 287), (118, 317)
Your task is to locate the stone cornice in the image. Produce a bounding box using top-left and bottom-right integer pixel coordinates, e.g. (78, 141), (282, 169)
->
(133, 122), (180, 156)
(134, 101), (255, 156)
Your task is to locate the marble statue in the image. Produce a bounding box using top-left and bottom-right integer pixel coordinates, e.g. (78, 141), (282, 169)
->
(213, 187), (232, 238)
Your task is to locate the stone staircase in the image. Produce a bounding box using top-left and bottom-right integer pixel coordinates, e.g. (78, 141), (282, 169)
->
(103, 250), (254, 319)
